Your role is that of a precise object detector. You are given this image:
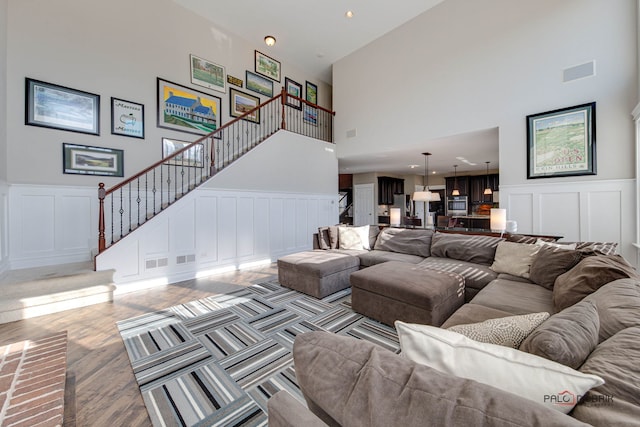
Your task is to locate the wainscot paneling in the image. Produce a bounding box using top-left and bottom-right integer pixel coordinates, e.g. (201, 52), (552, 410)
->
(8, 184), (98, 269)
(0, 181), (9, 276)
(500, 179), (636, 266)
(95, 187), (338, 291)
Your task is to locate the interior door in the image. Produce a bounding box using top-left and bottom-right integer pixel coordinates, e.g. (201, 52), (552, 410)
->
(354, 183), (375, 226)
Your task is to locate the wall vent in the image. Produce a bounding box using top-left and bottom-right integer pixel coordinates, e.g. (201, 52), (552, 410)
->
(176, 254), (196, 264)
(563, 61), (596, 82)
(158, 258), (168, 267)
(346, 128), (357, 138)
(145, 259), (157, 269)
(146, 257), (169, 269)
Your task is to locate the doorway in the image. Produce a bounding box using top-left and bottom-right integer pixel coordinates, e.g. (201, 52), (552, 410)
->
(353, 183), (375, 226)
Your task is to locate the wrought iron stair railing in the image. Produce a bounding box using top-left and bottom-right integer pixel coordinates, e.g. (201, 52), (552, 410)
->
(98, 88), (335, 253)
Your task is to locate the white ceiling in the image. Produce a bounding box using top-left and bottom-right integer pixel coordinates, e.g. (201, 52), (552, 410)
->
(172, 0), (499, 176)
(172, 0), (444, 85)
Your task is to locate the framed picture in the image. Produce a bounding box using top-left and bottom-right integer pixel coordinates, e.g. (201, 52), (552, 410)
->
(306, 81), (317, 105)
(254, 50), (281, 82)
(303, 105), (318, 126)
(26, 78), (100, 135)
(285, 77), (302, 110)
(190, 54), (226, 93)
(111, 97), (144, 139)
(157, 78), (222, 136)
(162, 137), (204, 168)
(527, 102), (596, 179)
(246, 71), (273, 97)
(62, 143), (123, 177)
(227, 74), (243, 88)
(229, 88), (260, 123)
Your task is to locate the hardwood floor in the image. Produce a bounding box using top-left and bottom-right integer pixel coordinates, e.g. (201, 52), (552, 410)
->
(0, 263), (279, 427)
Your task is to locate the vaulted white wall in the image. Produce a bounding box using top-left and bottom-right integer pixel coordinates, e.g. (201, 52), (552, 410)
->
(334, 0), (637, 263)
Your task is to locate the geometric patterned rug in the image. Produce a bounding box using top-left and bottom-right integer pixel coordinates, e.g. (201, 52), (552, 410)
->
(117, 281), (400, 426)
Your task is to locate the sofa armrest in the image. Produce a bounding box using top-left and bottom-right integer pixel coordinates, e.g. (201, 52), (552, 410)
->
(268, 391), (328, 427)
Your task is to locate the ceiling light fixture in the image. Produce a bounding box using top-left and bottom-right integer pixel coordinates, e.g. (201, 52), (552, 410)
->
(264, 35), (276, 46)
(345, 10), (354, 18)
(413, 152), (440, 203)
(484, 161), (493, 196)
(452, 165), (460, 196)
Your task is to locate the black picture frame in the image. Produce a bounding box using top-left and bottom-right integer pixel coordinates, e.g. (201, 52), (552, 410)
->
(526, 102), (596, 179)
(62, 143), (124, 177)
(157, 77), (222, 136)
(305, 81), (317, 105)
(111, 97), (145, 139)
(26, 78), (100, 135)
(254, 50), (281, 82)
(246, 70), (273, 97)
(285, 77), (302, 110)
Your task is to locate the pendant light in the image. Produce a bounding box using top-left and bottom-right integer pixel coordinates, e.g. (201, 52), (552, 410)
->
(484, 161), (493, 196)
(451, 165), (460, 196)
(412, 153), (432, 202)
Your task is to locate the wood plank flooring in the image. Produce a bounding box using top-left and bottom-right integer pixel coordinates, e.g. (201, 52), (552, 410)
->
(0, 263), (279, 427)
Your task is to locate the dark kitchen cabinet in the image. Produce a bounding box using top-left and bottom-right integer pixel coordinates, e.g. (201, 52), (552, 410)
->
(378, 177), (404, 205)
(445, 176), (469, 197)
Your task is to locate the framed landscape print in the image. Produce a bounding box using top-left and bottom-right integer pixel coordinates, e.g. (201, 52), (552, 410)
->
(254, 50), (281, 82)
(190, 54), (226, 93)
(304, 104), (318, 126)
(246, 71), (273, 97)
(306, 81), (317, 105)
(285, 77), (302, 110)
(62, 143), (124, 177)
(162, 137), (204, 168)
(526, 102), (596, 179)
(111, 97), (144, 139)
(229, 88), (260, 123)
(26, 78), (100, 135)
(157, 78), (222, 136)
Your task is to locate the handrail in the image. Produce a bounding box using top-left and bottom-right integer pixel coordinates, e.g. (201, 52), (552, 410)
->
(97, 87), (335, 253)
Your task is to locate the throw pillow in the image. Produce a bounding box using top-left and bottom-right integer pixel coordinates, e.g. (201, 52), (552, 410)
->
(396, 321), (604, 414)
(553, 254), (640, 312)
(520, 300), (599, 369)
(430, 232), (503, 265)
(583, 278), (640, 343)
(490, 241), (540, 278)
(574, 241), (618, 255)
(327, 225), (339, 249)
(447, 312), (549, 348)
(338, 225), (370, 250)
(536, 239), (577, 250)
(529, 246), (582, 290)
(317, 226), (331, 250)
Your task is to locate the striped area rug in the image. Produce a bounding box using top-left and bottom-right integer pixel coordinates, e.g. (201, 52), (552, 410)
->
(117, 281), (400, 426)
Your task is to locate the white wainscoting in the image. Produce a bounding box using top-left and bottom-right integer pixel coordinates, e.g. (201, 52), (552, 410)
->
(500, 179), (637, 266)
(0, 181), (9, 276)
(95, 187), (338, 291)
(8, 184), (99, 269)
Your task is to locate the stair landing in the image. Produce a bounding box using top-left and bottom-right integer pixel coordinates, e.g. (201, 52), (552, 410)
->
(0, 262), (115, 325)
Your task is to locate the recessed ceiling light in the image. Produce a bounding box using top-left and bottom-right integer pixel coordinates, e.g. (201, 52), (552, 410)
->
(345, 10), (354, 18)
(409, 164), (420, 169)
(264, 35), (276, 46)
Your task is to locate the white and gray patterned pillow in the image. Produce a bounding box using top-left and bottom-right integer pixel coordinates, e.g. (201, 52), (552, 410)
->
(447, 312), (550, 348)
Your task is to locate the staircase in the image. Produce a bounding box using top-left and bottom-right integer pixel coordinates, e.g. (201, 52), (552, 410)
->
(97, 88), (335, 253)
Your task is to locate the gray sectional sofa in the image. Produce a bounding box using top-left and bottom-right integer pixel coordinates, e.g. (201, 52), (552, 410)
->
(270, 226), (640, 426)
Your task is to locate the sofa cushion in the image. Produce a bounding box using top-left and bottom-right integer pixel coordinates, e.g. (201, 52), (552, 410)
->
(396, 321), (604, 414)
(338, 225), (371, 250)
(553, 254), (640, 312)
(519, 300), (599, 369)
(536, 239), (577, 250)
(430, 232), (503, 265)
(571, 327), (640, 426)
(373, 228), (433, 258)
(469, 278), (554, 315)
(417, 257), (498, 294)
(490, 241), (540, 279)
(441, 303), (516, 328)
(447, 312), (549, 348)
(529, 246), (582, 290)
(506, 234), (556, 244)
(294, 331), (588, 427)
(583, 278), (640, 343)
(357, 249), (424, 267)
(574, 241), (618, 255)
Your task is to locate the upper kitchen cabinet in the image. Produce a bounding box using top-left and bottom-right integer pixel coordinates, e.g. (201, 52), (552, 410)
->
(378, 176), (404, 205)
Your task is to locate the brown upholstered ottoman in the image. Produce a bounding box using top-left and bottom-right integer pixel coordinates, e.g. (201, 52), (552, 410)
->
(350, 261), (465, 327)
(277, 251), (360, 298)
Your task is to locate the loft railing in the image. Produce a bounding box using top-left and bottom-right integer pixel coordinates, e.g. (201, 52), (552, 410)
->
(98, 88), (335, 253)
